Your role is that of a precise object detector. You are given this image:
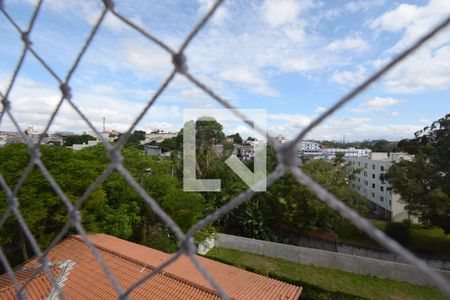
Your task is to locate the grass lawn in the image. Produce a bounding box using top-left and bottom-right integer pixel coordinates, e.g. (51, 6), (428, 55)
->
(206, 247), (448, 300)
(334, 221), (450, 259)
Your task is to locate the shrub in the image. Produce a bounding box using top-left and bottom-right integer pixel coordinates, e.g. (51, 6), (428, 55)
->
(385, 222), (410, 246)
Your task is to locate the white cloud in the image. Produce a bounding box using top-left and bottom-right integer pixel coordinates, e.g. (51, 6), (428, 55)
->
(345, 0), (385, 13)
(261, 0), (312, 28)
(420, 117), (431, 125)
(326, 35), (368, 52)
(369, 0), (450, 93)
(371, 0), (450, 53)
(391, 111), (399, 117)
(37, 0), (357, 100)
(311, 0), (385, 23)
(197, 0), (229, 25)
(218, 66), (279, 97)
(370, 3), (419, 33)
(383, 46), (450, 93)
(314, 106), (326, 114)
(270, 115), (420, 141)
(39, 0), (144, 33)
(267, 114), (312, 129)
(1, 76), (181, 133)
(352, 97), (403, 113)
(330, 65), (367, 86)
(121, 39), (173, 79)
(279, 57), (330, 72)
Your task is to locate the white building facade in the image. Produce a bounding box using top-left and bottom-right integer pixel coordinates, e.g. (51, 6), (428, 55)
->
(323, 147), (372, 160)
(347, 152), (414, 222)
(297, 141), (324, 159)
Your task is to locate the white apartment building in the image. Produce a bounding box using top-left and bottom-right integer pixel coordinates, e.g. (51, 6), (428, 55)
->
(323, 147), (372, 160)
(297, 141), (324, 159)
(347, 152), (414, 222)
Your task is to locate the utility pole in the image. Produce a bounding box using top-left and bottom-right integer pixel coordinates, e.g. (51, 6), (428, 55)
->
(102, 117), (106, 132)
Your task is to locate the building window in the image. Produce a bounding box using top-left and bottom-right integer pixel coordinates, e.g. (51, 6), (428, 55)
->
(358, 162), (361, 166)
(372, 183), (375, 188)
(365, 181), (368, 186)
(358, 178), (360, 182)
(372, 174), (375, 179)
(364, 163), (367, 168)
(380, 186), (384, 192)
(380, 196), (384, 202)
(372, 164), (376, 170)
(381, 166), (385, 171)
(364, 171), (367, 176)
(389, 200), (392, 206)
(371, 192), (375, 198)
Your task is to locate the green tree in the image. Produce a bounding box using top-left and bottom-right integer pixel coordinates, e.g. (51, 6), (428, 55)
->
(158, 136), (177, 150)
(126, 130), (146, 146)
(226, 133), (243, 145)
(63, 134), (96, 146)
(388, 114), (450, 234)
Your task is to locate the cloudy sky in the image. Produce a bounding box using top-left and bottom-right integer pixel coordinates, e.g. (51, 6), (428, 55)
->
(1, 0), (450, 141)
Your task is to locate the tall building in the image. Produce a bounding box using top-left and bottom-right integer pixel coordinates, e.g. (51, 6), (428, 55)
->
(347, 152), (414, 222)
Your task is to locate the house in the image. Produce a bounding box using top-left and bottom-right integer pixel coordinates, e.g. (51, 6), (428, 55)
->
(144, 144), (162, 155)
(225, 135), (234, 143)
(347, 152), (414, 222)
(142, 131), (178, 144)
(0, 234), (302, 299)
(236, 145), (254, 160)
(42, 135), (63, 146)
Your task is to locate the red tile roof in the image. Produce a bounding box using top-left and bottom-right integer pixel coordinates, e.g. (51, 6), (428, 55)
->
(0, 234), (302, 299)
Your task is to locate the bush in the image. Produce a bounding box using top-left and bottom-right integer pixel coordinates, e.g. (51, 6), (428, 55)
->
(385, 222), (410, 246)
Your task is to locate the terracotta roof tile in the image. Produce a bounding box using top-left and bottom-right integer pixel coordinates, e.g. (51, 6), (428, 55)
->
(0, 234), (301, 299)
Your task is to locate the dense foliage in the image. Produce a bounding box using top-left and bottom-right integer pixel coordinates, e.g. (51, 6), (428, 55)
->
(387, 114), (450, 234)
(0, 118), (369, 267)
(63, 134), (96, 146)
(0, 144), (208, 261)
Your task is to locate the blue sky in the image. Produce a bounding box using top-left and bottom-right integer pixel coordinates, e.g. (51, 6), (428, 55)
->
(1, 0), (450, 141)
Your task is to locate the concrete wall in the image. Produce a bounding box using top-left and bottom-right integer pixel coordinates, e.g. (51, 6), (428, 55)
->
(215, 233), (450, 287)
(197, 237), (215, 255)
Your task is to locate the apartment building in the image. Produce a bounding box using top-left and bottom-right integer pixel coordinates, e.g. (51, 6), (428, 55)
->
(347, 152), (414, 222)
(297, 141), (324, 159)
(323, 147), (371, 160)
